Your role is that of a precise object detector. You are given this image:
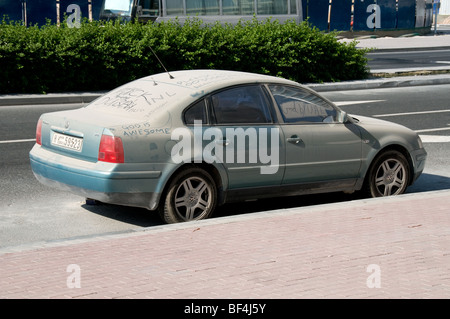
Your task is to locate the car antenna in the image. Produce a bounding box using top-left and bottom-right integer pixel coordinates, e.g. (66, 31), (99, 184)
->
(149, 46), (174, 79)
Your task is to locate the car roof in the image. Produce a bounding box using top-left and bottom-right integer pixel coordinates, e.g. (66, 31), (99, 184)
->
(151, 69), (298, 88)
(87, 70), (302, 120)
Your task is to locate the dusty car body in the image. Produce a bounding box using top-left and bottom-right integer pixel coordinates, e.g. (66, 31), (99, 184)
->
(29, 70), (427, 223)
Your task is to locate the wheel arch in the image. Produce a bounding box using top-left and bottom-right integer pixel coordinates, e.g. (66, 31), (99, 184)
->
(157, 162), (228, 209)
(364, 144), (415, 187)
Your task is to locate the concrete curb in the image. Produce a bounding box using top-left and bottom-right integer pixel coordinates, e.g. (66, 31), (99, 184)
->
(0, 92), (105, 107)
(308, 73), (450, 92)
(367, 45), (450, 53)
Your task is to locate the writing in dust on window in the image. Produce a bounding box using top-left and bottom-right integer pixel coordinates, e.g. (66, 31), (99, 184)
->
(98, 88), (177, 113)
(281, 100), (328, 122)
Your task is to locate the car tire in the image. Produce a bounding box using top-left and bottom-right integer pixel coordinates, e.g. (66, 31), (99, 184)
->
(365, 150), (410, 197)
(160, 167), (217, 224)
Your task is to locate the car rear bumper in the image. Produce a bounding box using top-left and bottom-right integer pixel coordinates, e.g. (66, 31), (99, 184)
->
(29, 144), (171, 210)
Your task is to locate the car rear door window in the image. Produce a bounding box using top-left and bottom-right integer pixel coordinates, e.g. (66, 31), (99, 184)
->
(184, 99), (207, 125)
(211, 86), (272, 125)
(268, 85), (337, 123)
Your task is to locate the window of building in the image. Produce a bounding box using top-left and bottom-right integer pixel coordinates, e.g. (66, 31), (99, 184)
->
(164, 0), (296, 16)
(185, 0), (220, 15)
(258, 0), (288, 15)
(222, 0), (254, 15)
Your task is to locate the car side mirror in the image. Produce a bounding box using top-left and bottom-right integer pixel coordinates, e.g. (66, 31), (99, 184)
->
(337, 111), (348, 123)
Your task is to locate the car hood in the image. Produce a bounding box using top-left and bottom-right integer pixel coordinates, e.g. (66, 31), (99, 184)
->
(349, 114), (408, 128)
(349, 114), (422, 151)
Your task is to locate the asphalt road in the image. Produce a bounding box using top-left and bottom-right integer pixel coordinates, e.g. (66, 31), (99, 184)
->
(364, 25), (450, 73)
(367, 48), (450, 72)
(0, 84), (449, 249)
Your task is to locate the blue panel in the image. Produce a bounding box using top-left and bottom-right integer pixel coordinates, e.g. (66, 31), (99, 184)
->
(25, 0), (56, 25)
(305, 0), (329, 30)
(92, 0), (103, 19)
(377, 0), (397, 29)
(397, 0), (415, 29)
(0, 0), (24, 22)
(353, 0), (374, 31)
(0, 1), (103, 26)
(433, 0), (440, 15)
(301, 0), (308, 18)
(329, 0), (352, 31)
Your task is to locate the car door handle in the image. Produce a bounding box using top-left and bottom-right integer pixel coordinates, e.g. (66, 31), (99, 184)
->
(215, 139), (230, 146)
(287, 136), (303, 144)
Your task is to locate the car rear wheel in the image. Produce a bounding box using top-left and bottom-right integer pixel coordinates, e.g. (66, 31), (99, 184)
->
(366, 150), (410, 197)
(160, 168), (217, 224)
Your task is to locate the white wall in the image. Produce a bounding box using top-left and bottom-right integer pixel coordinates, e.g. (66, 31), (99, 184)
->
(440, 0), (450, 15)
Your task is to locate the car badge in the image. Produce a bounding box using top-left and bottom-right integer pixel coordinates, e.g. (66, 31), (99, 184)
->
(65, 121), (70, 129)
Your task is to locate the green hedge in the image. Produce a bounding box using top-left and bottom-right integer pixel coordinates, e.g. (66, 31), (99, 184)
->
(0, 18), (369, 94)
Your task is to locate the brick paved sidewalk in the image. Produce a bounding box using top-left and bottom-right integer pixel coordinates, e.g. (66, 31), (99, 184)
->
(1, 190), (449, 299)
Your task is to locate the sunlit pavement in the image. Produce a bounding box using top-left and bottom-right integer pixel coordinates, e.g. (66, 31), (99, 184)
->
(0, 189), (449, 298)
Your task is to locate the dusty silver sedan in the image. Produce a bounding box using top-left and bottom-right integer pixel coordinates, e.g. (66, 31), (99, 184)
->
(29, 70), (427, 223)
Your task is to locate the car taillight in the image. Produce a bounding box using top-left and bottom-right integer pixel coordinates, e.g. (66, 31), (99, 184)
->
(36, 119), (43, 145)
(98, 135), (124, 163)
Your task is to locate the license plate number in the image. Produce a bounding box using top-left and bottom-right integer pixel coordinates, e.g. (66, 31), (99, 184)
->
(51, 132), (83, 152)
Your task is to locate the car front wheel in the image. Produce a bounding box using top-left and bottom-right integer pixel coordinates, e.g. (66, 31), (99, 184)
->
(366, 150), (410, 197)
(160, 168), (217, 224)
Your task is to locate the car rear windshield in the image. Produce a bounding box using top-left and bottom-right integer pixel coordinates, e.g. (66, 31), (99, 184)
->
(86, 80), (192, 118)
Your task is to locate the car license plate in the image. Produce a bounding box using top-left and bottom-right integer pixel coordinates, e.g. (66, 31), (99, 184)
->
(51, 132), (83, 152)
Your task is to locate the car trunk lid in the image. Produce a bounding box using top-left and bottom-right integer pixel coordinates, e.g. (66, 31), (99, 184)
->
(39, 108), (132, 162)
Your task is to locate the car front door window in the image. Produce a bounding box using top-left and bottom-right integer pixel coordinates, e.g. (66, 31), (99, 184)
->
(268, 85), (337, 124)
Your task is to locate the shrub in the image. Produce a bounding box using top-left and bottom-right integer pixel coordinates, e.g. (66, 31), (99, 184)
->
(0, 18), (369, 94)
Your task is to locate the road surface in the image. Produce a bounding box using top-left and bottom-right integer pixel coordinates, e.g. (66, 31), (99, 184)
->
(1, 84), (449, 248)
